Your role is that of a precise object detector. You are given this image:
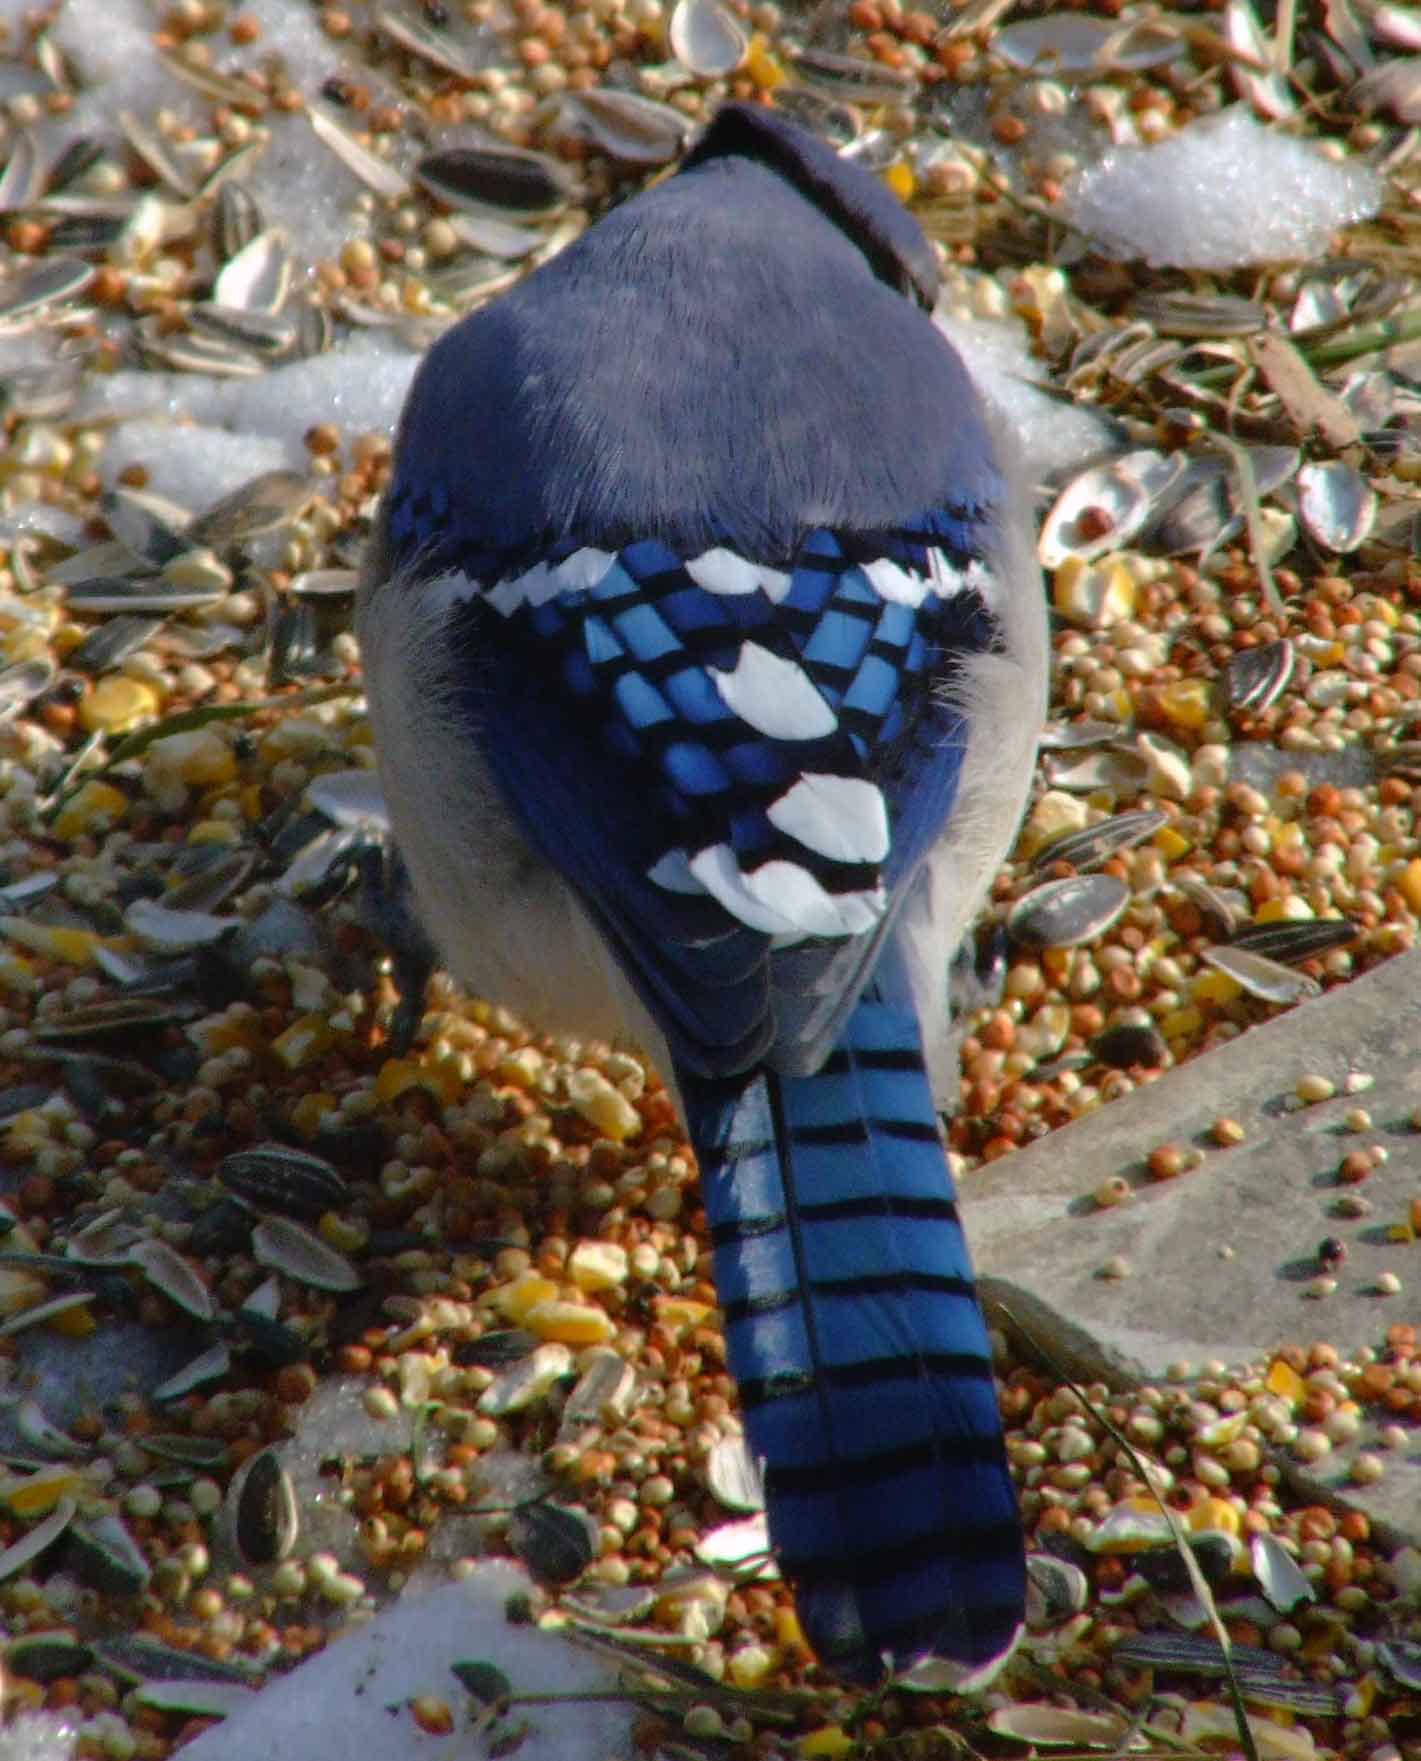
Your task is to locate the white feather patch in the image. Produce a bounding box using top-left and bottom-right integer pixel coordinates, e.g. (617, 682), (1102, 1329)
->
(424, 571), (482, 615)
(963, 558), (998, 605)
(863, 557), (929, 607)
(709, 643), (836, 741)
(488, 561), (560, 616)
(685, 547), (763, 597)
(646, 849), (709, 895)
(927, 548), (967, 595)
(758, 567), (793, 603)
(555, 547), (617, 590)
(766, 774), (890, 864)
(690, 844), (885, 938)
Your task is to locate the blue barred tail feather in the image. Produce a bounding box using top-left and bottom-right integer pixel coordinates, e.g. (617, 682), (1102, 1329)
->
(680, 948), (1025, 1685)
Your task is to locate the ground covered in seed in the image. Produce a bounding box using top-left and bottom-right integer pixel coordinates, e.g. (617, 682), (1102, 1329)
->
(1, 0), (1421, 1758)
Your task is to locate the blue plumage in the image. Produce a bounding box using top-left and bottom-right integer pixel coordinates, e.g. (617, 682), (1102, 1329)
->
(358, 100), (1044, 1684)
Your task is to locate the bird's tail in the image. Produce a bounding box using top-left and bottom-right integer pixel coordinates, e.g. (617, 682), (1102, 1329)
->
(679, 968), (1024, 1685)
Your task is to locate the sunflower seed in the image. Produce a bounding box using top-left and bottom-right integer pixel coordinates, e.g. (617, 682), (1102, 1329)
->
(187, 469), (311, 549)
(1025, 1553), (1090, 1623)
(5, 1632), (95, 1684)
(289, 567), (359, 599)
(33, 997), (190, 1043)
(133, 318), (267, 377)
(229, 1447), (299, 1565)
(1296, 459), (1377, 551)
(415, 144), (573, 220)
(1251, 1532), (1314, 1613)
(127, 1237), (216, 1322)
(304, 768), (389, 828)
(0, 352), (84, 422)
(507, 1499), (597, 1586)
(1133, 292), (1267, 338)
(0, 256), (94, 322)
(1090, 1021), (1168, 1068)
(0, 130), (44, 212)
(1038, 450), (1181, 568)
(164, 848), (255, 914)
(793, 45), (917, 100)
(1201, 945), (1321, 1004)
(0, 1499), (75, 1582)
(123, 898), (238, 954)
(68, 614), (166, 674)
(0, 658), (55, 723)
(444, 212), (547, 259)
(65, 1208), (144, 1265)
(1225, 0), (1296, 117)
(218, 1143), (349, 1221)
(557, 1348), (638, 1443)
(251, 1216), (361, 1291)
(101, 487), (191, 564)
(213, 227), (292, 314)
(213, 180), (264, 259)
(375, 5), (483, 78)
(63, 578), (224, 614)
(240, 1275), (282, 1322)
(704, 1435), (764, 1513)
(452, 1328), (539, 1368)
(118, 110), (195, 196)
(99, 1636), (260, 1684)
(67, 1512), (151, 1596)
(695, 1513), (776, 1577)
(1044, 745), (1151, 794)
(134, 1681), (257, 1720)
(230, 1308), (308, 1368)
(987, 1706), (1132, 1747)
(45, 540), (150, 586)
(568, 89), (693, 165)
(1031, 809), (1166, 872)
(1228, 918), (1359, 963)
(1379, 1640), (1421, 1690)
(1037, 719), (1125, 752)
(189, 302), (297, 357)
(1009, 874), (1130, 950)
(308, 106), (411, 201)
(669, 0), (748, 78)
(0, 1299), (97, 1345)
(1224, 638), (1294, 713)
(1171, 872), (1244, 937)
(996, 13), (1182, 73)
(151, 1342), (232, 1403)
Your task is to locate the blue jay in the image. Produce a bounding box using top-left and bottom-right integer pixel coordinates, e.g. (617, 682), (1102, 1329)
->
(357, 102), (1046, 1685)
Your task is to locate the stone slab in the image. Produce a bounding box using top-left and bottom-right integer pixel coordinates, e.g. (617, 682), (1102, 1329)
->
(961, 947), (1421, 1544)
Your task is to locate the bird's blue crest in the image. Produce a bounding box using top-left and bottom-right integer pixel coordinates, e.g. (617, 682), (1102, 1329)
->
(680, 102), (941, 309)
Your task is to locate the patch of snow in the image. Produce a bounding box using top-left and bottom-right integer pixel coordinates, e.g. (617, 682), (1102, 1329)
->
(1060, 107), (1381, 269)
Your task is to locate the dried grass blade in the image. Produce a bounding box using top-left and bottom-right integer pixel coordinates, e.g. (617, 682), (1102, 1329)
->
(1209, 433), (1284, 617)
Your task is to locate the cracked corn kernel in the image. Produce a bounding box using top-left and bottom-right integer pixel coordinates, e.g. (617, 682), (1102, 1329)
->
(0, 918), (104, 965)
(495, 1272), (559, 1322)
(565, 1068), (641, 1140)
(78, 676), (160, 733)
(52, 779), (129, 838)
(523, 1299), (614, 1346)
(567, 1241), (628, 1291)
(271, 1013), (337, 1069)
